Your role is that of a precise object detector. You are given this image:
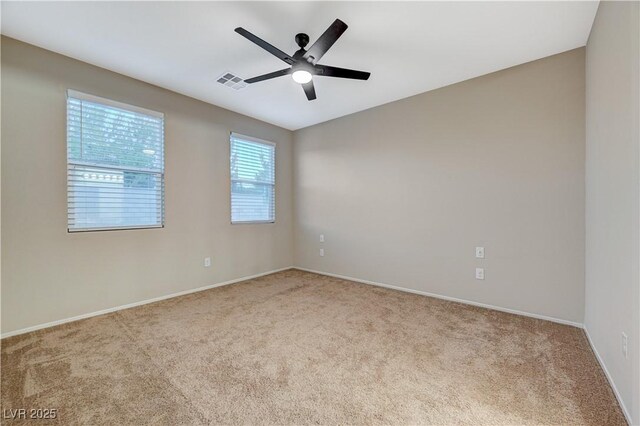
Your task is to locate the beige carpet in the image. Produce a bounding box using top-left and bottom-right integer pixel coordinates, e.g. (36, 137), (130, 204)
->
(1, 270), (626, 425)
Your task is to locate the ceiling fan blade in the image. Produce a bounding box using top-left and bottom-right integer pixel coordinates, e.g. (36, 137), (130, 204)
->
(302, 81), (317, 101)
(303, 19), (348, 64)
(314, 65), (370, 80)
(244, 68), (292, 84)
(235, 27), (295, 65)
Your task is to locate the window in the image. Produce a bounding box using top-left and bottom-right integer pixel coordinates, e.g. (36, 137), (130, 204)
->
(67, 90), (165, 232)
(230, 133), (275, 223)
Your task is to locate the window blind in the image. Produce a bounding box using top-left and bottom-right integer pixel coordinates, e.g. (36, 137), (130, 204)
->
(67, 90), (165, 231)
(230, 133), (275, 224)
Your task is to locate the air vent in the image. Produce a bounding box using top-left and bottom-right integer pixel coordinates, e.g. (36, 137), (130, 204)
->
(216, 72), (247, 90)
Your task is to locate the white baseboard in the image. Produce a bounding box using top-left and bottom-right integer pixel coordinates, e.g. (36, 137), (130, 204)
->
(3, 265), (583, 336)
(583, 327), (634, 425)
(293, 267), (584, 328)
(1, 266), (294, 339)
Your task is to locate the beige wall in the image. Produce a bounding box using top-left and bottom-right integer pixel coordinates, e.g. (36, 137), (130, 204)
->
(0, 37), (294, 335)
(585, 1), (640, 423)
(293, 48), (586, 324)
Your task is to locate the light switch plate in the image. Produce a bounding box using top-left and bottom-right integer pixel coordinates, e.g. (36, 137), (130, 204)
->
(475, 268), (485, 280)
(476, 247), (485, 259)
(320, 234), (325, 243)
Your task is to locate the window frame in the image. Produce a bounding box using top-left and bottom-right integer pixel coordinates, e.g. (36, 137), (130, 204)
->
(229, 132), (276, 225)
(66, 89), (165, 233)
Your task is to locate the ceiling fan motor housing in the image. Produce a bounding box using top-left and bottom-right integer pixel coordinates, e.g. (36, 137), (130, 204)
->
(292, 61), (315, 74)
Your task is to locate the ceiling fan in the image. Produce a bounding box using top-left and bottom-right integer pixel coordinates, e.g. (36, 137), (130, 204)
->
(235, 19), (370, 101)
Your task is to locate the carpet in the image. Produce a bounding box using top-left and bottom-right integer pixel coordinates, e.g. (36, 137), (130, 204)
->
(1, 269), (626, 425)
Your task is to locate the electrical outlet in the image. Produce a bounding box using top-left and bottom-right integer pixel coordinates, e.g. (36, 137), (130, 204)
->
(320, 234), (325, 243)
(475, 247), (485, 259)
(319, 248), (324, 257)
(475, 268), (485, 280)
(204, 257), (211, 268)
(622, 332), (628, 359)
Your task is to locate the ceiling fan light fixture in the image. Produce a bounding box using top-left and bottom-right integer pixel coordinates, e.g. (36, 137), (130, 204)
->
(292, 70), (312, 84)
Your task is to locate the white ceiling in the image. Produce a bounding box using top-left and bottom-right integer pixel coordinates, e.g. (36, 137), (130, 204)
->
(1, 1), (598, 130)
